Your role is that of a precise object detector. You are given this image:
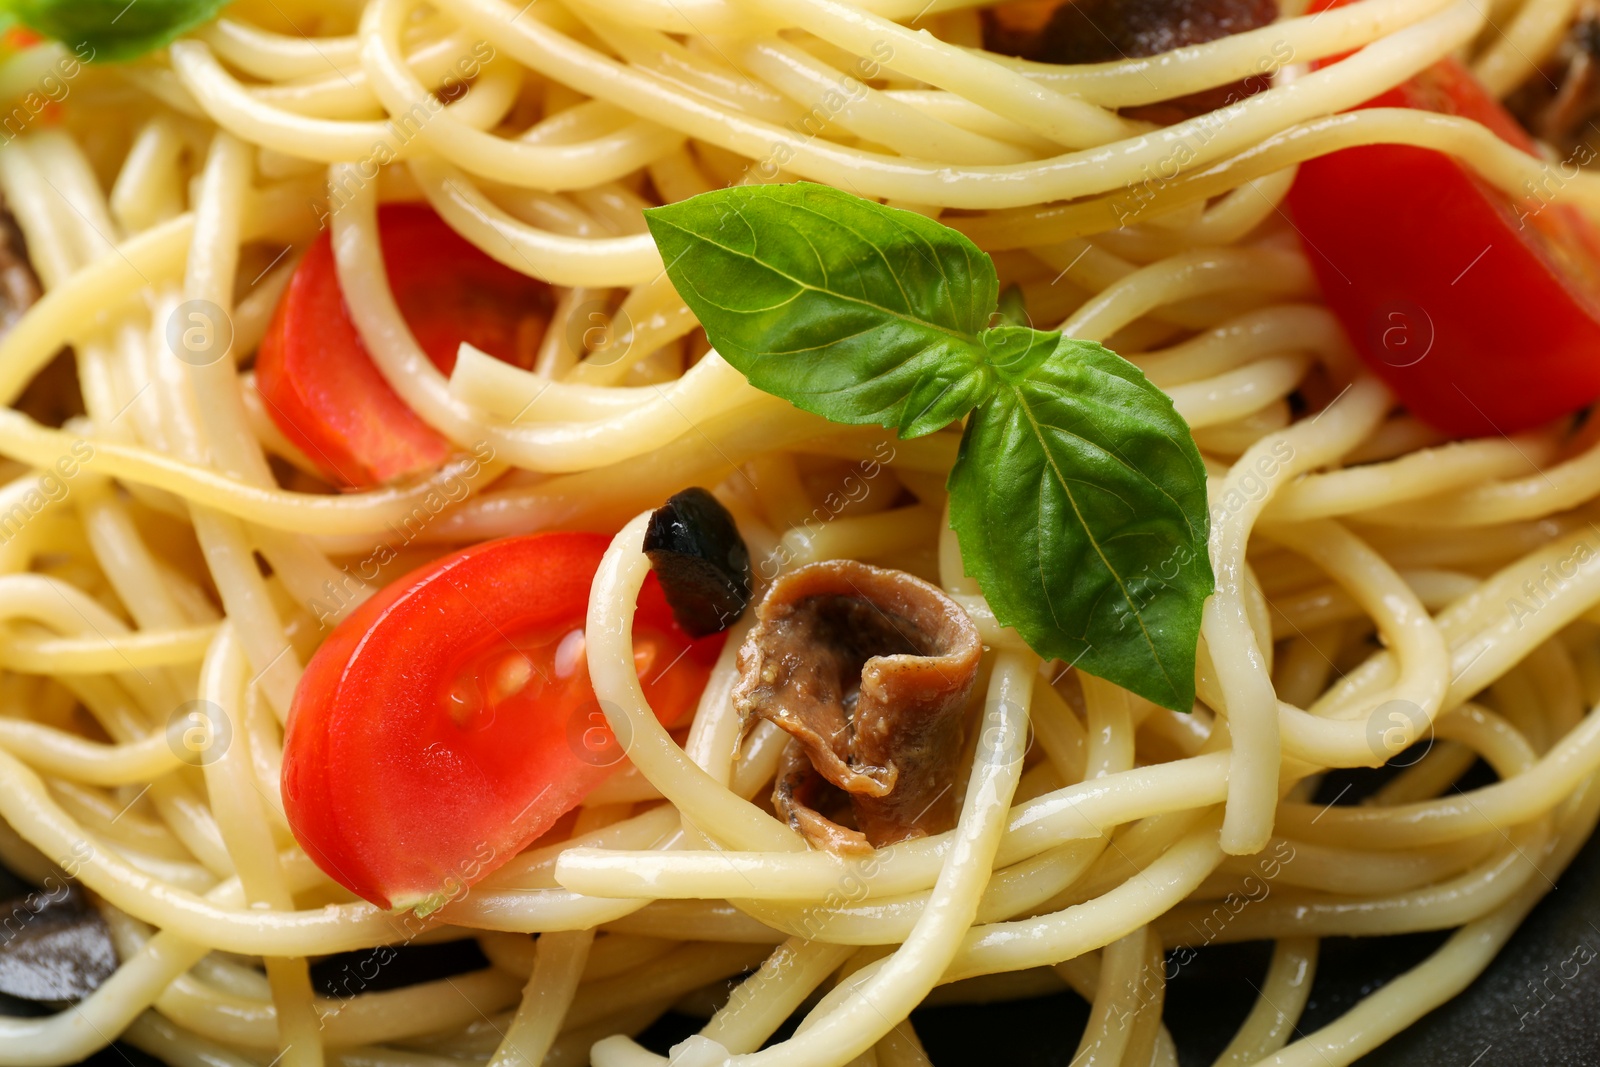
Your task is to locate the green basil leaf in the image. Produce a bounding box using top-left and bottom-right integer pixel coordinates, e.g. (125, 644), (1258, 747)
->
(645, 182), (998, 438)
(2, 0), (228, 63)
(994, 283), (1031, 329)
(948, 336), (1212, 712)
(980, 324), (1057, 383)
(642, 182), (1212, 712)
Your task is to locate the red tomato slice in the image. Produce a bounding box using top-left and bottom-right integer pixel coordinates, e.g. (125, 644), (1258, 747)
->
(281, 532), (721, 911)
(2, 26), (42, 50)
(1287, 7), (1600, 436)
(256, 205), (553, 487)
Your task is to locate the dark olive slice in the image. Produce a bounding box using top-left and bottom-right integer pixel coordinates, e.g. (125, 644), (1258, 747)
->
(985, 0), (1278, 64)
(643, 487), (752, 638)
(0, 887), (117, 1003)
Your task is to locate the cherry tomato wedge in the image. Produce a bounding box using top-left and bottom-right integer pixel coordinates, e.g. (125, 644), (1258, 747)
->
(2, 26), (43, 50)
(256, 205), (553, 487)
(1287, 5), (1600, 436)
(282, 532), (721, 912)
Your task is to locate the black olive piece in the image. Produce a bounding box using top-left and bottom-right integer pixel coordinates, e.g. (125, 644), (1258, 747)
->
(311, 939), (491, 997)
(0, 887), (118, 1003)
(643, 487), (752, 638)
(985, 0), (1278, 65)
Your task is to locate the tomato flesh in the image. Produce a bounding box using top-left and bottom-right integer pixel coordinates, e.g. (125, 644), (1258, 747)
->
(2, 26), (43, 50)
(256, 205), (552, 487)
(282, 532), (720, 911)
(1287, 14), (1600, 435)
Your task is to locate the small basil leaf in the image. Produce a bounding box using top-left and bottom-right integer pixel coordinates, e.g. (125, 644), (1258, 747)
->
(980, 325), (1057, 383)
(899, 365), (993, 438)
(994, 283), (1031, 328)
(2, 0), (227, 63)
(948, 335), (1212, 712)
(645, 183), (999, 438)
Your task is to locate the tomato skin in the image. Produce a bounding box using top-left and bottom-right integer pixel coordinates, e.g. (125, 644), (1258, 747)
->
(2, 26), (43, 50)
(256, 205), (552, 487)
(1287, 36), (1600, 434)
(282, 532), (719, 911)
